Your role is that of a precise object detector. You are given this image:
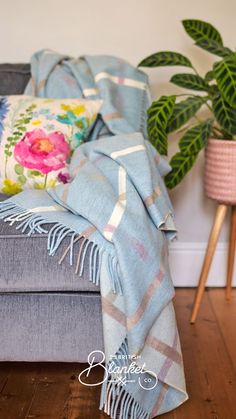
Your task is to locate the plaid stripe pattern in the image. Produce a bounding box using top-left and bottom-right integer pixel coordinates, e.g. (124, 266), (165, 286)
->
(0, 133), (188, 417)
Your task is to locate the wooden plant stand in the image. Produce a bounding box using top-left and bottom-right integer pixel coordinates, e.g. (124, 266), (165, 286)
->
(190, 204), (236, 324)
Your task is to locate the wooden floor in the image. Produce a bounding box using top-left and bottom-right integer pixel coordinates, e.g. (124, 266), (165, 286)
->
(0, 289), (235, 419)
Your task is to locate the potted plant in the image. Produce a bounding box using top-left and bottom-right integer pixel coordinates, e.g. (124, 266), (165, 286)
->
(139, 19), (236, 205)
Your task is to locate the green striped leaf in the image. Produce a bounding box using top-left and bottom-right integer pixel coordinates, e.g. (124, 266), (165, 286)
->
(205, 70), (215, 82)
(179, 120), (212, 156)
(208, 84), (219, 97)
(195, 39), (232, 58)
(147, 95), (176, 155)
(182, 19), (223, 44)
(167, 96), (204, 133)
(213, 55), (236, 108)
(165, 152), (198, 189)
(170, 73), (208, 91)
(138, 51), (192, 68)
(212, 94), (236, 135)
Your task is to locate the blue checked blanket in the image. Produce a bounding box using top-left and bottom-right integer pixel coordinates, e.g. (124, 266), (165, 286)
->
(0, 51), (188, 417)
(25, 49), (150, 138)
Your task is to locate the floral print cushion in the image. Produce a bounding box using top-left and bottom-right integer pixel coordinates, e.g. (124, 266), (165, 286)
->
(0, 95), (102, 194)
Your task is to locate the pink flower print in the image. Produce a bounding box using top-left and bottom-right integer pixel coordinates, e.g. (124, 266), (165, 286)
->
(58, 171), (71, 184)
(14, 129), (70, 174)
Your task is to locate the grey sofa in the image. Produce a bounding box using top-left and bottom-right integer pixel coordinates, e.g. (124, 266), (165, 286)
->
(0, 64), (104, 362)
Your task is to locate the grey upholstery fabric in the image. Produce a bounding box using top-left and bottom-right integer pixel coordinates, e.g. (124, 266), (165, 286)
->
(0, 194), (99, 292)
(0, 64), (30, 95)
(0, 233), (100, 292)
(0, 67), (104, 362)
(0, 292), (103, 362)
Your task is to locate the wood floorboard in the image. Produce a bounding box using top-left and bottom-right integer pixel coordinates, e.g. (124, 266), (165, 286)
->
(0, 363), (12, 394)
(209, 288), (236, 371)
(65, 364), (107, 419)
(25, 363), (107, 419)
(25, 363), (77, 419)
(168, 288), (236, 419)
(0, 289), (235, 419)
(0, 363), (41, 419)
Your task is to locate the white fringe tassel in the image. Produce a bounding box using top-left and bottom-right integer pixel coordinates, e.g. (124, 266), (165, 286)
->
(99, 338), (150, 419)
(0, 201), (121, 290)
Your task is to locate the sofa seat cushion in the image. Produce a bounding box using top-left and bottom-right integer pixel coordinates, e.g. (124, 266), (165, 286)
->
(0, 292), (103, 362)
(0, 194), (100, 292)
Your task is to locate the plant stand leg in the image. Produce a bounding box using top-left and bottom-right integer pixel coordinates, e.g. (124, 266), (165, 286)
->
(190, 204), (228, 324)
(226, 206), (236, 300)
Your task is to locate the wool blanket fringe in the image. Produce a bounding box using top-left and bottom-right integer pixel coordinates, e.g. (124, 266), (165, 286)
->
(0, 201), (119, 290)
(99, 338), (149, 419)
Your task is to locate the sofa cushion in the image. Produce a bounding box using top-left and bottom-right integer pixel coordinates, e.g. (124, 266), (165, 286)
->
(0, 66), (101, 293)
(0, 292), (103, 361)
(0, 95), (102, 194)
(0, 64), (30, 95)
(0, 194), (100, 292)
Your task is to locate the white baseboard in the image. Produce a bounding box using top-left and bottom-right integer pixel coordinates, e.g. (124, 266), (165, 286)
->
(169, 241), (236, 287)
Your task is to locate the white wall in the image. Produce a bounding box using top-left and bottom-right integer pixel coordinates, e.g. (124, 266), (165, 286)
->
(1, 0), (235, 284)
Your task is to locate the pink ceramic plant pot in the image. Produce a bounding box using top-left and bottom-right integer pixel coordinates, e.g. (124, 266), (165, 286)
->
(204, 139), (236, 205)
